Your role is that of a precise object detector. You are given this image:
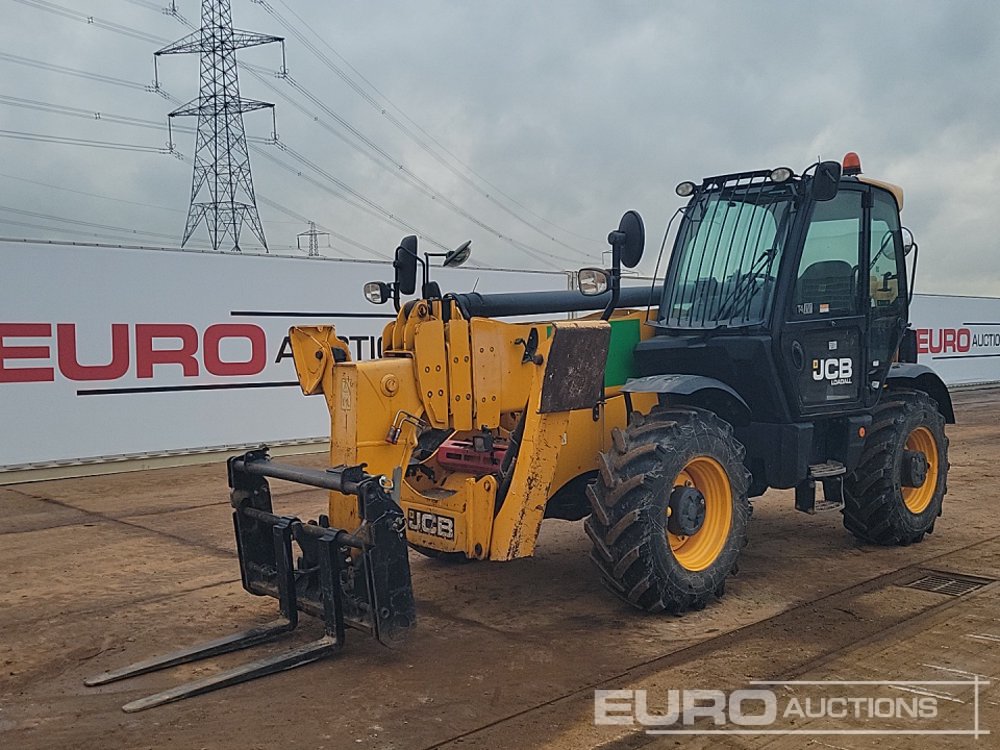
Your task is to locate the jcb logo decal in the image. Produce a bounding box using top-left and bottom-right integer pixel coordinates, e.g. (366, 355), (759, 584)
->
(407, 509), (455, 540)
(812, 357), (853, 386)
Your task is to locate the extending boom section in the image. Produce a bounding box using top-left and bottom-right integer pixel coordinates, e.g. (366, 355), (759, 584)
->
(452, 284), (662, 318)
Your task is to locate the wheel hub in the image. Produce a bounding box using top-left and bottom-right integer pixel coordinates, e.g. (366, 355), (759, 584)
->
(901, 449), (928, 488)
(667, 486), (707, 536)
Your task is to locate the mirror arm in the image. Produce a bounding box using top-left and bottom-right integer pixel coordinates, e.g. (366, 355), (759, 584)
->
(602, 239), (622, 321)
(907, 242), (919, 305)
(419, 253), (430, 292)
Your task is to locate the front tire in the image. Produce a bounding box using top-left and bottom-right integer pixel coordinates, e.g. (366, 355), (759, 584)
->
(584, 406), (751, 614)
(844, 390), (949, 545)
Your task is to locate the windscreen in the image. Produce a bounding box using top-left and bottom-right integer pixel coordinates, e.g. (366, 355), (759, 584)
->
(660, 180), (796, 328)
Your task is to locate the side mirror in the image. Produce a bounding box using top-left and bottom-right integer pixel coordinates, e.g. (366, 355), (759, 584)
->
(901, 227), (916, 256)
(875, 230), (896, 261)
(443, 240), (472, 268)
(602, 210), (645, 320)
(811, 161), (842, 202)
(578, 268), (610, 296)
(394, 235), (419, 296)
(364, 281), (391, 305)
(609, 210), (645, 269)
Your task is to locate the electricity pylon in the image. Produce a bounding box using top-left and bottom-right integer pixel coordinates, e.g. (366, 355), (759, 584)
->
(157, 0), (284, 252)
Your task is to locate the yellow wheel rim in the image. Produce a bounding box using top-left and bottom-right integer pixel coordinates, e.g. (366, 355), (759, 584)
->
(902, 426), (938, 514)
(667, 456), (733, 572)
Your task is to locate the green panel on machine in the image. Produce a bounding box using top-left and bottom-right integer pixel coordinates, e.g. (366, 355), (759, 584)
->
(604, 318), (641, 387)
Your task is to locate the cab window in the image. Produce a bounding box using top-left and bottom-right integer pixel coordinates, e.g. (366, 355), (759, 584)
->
(869, 190), (903, 309)
(792, 190), (862, 318)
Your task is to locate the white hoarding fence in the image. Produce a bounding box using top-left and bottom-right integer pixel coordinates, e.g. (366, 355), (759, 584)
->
(910, 294), (1000, 385)
(2, 240), (998, 475)
(0, 241), (567, 472)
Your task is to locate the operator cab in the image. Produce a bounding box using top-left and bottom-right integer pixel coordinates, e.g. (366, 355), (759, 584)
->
(637, 153), (914, 421)
(632, 153), (922, 500)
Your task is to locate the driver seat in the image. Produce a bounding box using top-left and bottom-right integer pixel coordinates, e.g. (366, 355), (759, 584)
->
(797, 260), (856, 314)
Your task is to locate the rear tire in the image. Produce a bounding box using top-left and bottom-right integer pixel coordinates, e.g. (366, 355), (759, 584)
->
(844, 390), (949, 545)
(584, 406), (751, 614)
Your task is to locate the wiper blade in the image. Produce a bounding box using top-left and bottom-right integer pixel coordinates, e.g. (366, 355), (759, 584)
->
(715, 249), (776, 321)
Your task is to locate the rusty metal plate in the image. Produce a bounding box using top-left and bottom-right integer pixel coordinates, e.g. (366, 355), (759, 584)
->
(538, 322), (611, 414)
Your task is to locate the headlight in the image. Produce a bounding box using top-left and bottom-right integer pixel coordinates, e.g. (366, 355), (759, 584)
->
(364, 281), (390, 305)
(675, 181), (696, 197)
(577, 268), (610, 296)
(769, 167), (793, 183)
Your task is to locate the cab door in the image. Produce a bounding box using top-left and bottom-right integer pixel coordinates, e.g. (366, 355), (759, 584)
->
(864, 188), (908, 405)
(779, 187), (866, 417)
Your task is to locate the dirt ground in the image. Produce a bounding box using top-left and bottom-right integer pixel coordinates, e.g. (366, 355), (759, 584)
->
(3, 388), (1000, 749)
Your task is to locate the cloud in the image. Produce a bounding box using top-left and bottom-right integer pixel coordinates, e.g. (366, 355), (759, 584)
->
(0, 0), (998, 294)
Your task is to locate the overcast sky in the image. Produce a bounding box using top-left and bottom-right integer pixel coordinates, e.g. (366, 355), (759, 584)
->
(1, 0), (998, 293)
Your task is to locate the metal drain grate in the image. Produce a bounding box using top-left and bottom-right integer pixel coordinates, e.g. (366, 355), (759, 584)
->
(904, 572), (993, 597)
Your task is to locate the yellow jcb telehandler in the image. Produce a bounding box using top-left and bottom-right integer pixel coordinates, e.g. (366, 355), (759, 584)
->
(87, 153), (953, 711)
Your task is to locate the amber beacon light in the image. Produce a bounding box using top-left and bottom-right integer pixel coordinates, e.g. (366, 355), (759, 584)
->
(842, 151), (862, 175)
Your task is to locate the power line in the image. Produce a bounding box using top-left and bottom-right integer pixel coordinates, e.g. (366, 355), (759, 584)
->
(169, 149), (394, 261)
(0, 206), (218, 250)
(255, 196), (390, 260)
(0, 94), (173, 135)
(10, 2), (581, 267)
(0, 171), (303, 228)
(0, 100), (392, 258)
(132, 0), (594, 266)
(0, 202), (315, 251)
(249, 143), (454, 253)
(260, 0), (602, 248)
(12, 0), (167, 44)
(153, 3), (590, 265)
(121, 0), (173, 13)
(0, 94), (416, 258)
(240, 63), (589, 268)
(0, 170), (186, 214)
(264, 141), (574, 269)
(0, 51), (156, 93)
(0, 217), (214, 249)
(0, 96), (462, 259)
(0, 203), (209, 244)
(0, 217), (164, 245)
(159, 0), (196, 28)
(0, 93), (271, 147)
(0, 129), (168, 152)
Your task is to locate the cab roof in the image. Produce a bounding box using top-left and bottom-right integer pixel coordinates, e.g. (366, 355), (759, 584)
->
(856, 176), (904, 211)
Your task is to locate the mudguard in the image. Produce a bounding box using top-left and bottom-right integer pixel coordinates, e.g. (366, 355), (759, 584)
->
(621, 374), (751, 425)
(886, 363), (955, 423)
